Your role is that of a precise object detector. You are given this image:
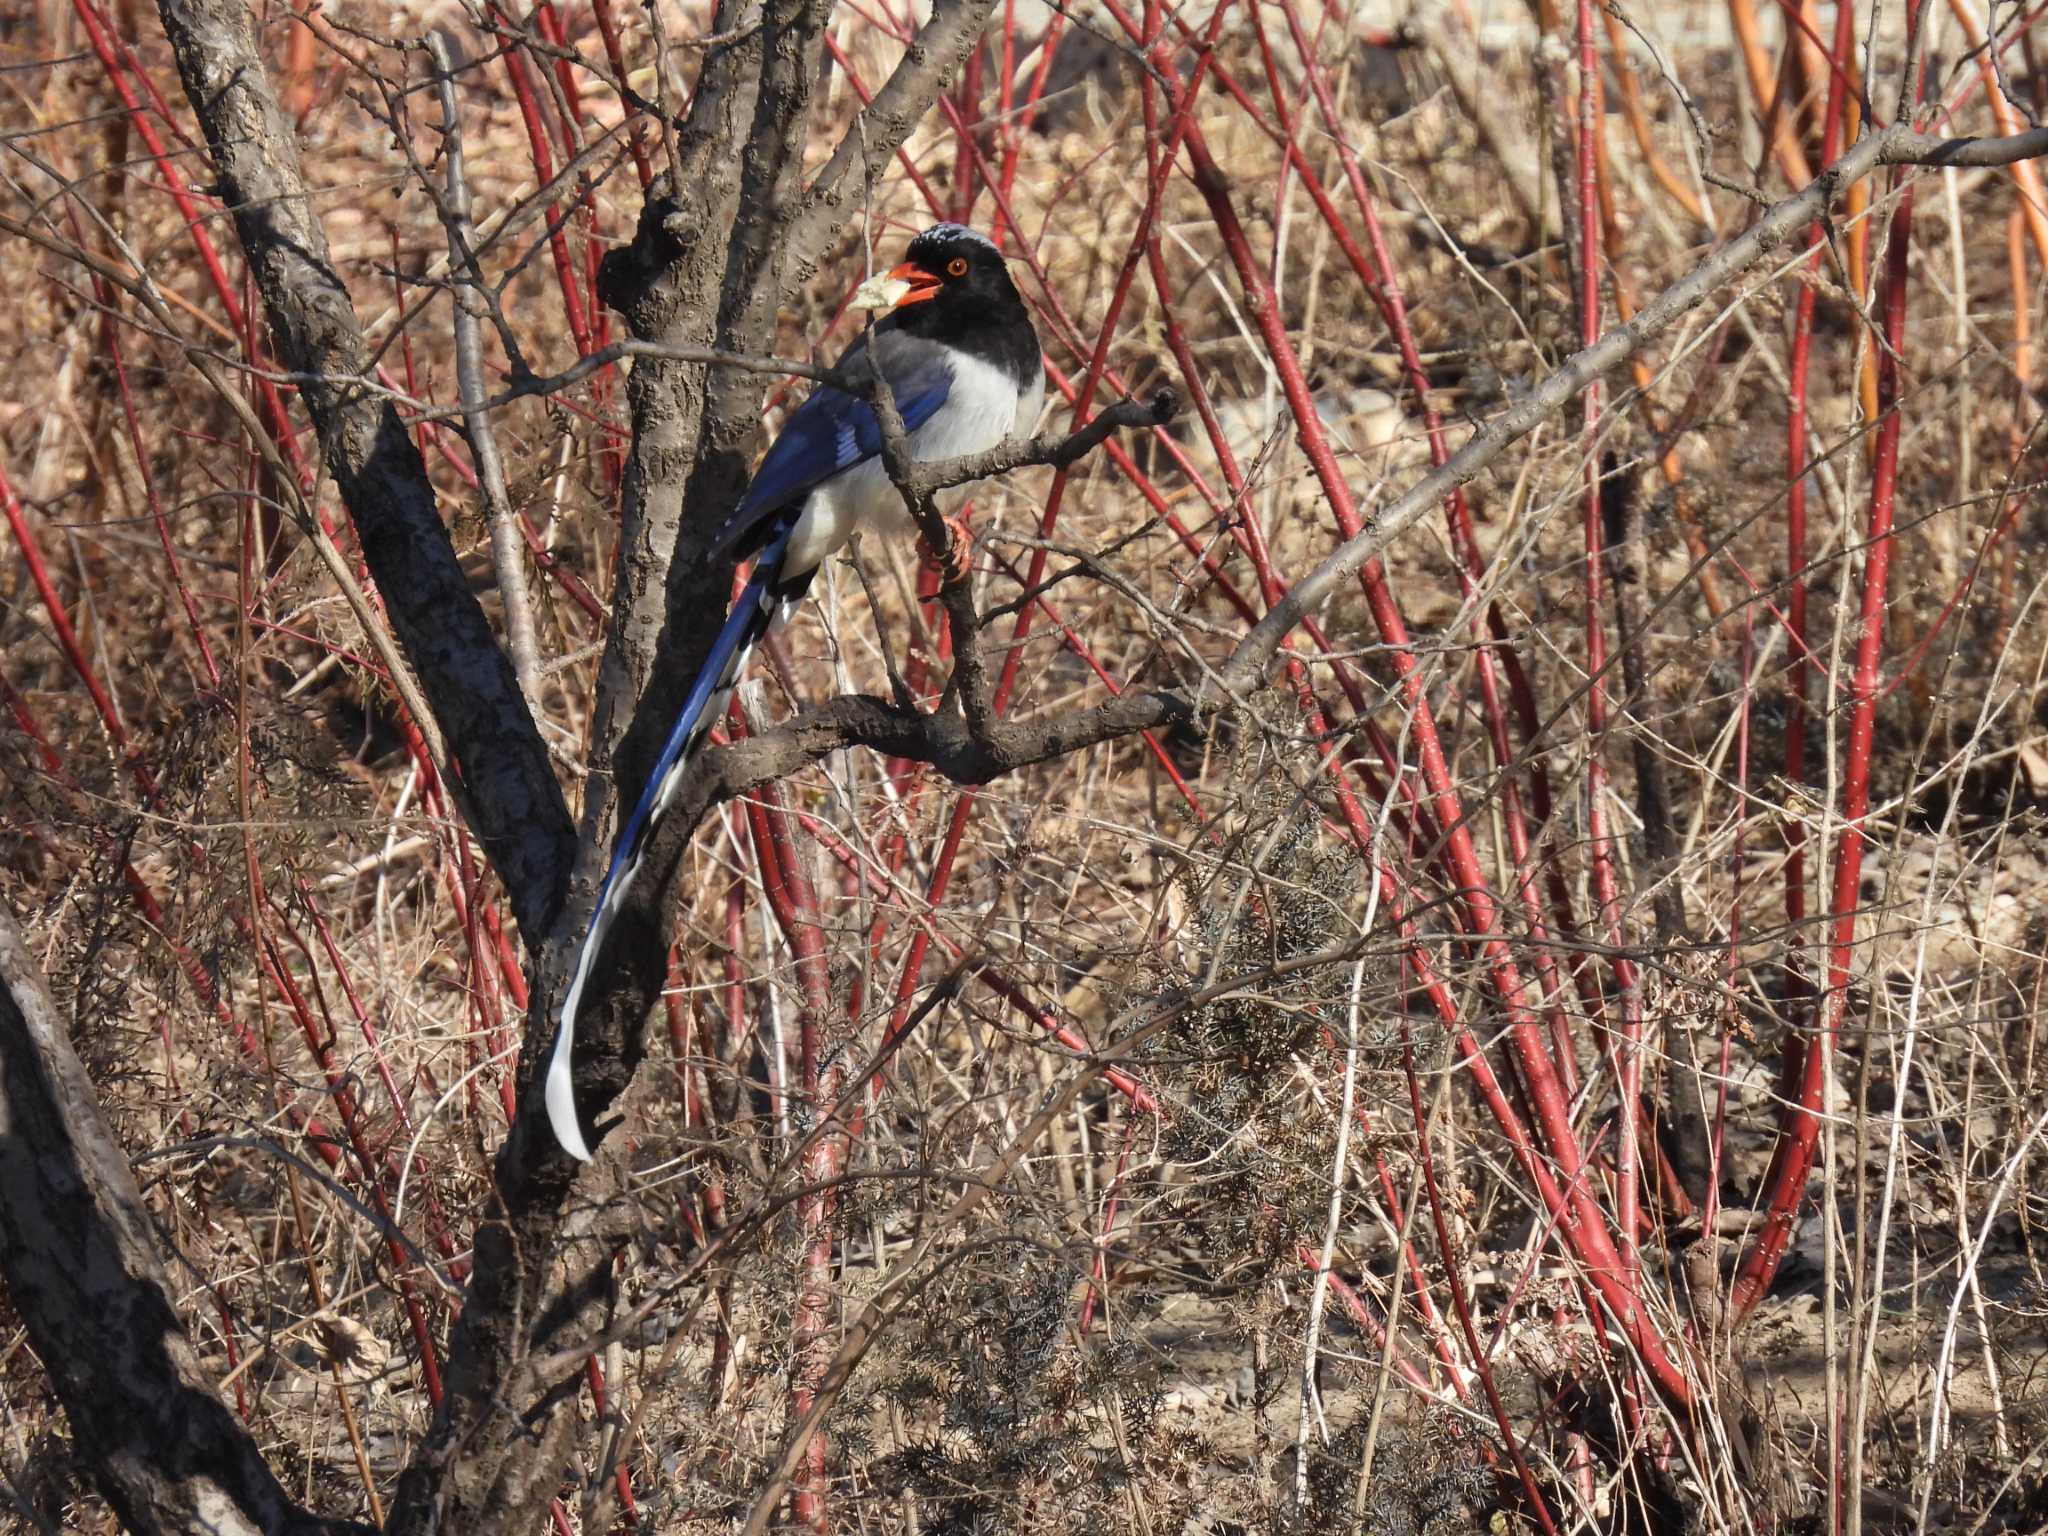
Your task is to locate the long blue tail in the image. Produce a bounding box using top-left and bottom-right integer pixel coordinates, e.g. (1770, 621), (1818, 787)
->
(546, 528), (806, 1160)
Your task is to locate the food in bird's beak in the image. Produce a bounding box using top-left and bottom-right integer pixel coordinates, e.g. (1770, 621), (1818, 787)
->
(851, 261), (940, 311)
(851, 272), (911, 311)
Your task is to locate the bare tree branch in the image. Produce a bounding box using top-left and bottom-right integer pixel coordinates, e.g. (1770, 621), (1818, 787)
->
(549, 0), (1003, 1166)
(895, 388), (1183, 494)
(0, 898), (374, 1536)
(429, 31), (543, 706)
(383, 2), (1006, 1529)
(1214, 120), (2048, 700)
(788, 0), (1010, 257)
(152, 0), (575, 941)
(703, 681), (1197, 804)
(866, 374), (1182, 744)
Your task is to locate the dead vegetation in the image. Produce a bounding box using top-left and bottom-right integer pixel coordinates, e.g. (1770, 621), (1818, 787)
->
(3, 0), (2048, 1532)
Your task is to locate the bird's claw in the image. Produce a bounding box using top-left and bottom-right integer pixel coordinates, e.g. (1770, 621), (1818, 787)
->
(918, 514), (975, 585)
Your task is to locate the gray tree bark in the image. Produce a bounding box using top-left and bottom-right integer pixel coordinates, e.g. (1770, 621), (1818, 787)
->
(145, 0), (997, 1525)
(152, 0), (575, 943)
(0, 898), (374, 1536)
(31, 0), (2048, 1519)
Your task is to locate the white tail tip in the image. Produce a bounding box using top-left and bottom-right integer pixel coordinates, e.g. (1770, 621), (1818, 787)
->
(543, 1000), (595, 1162)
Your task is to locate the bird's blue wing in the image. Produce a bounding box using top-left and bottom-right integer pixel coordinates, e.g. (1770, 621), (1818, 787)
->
(710, 334), (955, 555)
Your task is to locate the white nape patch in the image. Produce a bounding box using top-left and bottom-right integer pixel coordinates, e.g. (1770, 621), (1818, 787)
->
(910, 222), (999, 256)
(781, 352), (1039, 579)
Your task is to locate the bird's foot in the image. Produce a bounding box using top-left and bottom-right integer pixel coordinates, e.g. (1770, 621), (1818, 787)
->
(918, 514), (975, 586)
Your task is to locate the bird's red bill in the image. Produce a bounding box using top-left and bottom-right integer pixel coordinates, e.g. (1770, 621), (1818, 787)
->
(886, 261), (941, 306)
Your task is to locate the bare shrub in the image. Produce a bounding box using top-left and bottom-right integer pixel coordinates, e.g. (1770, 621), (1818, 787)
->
(3, 1), (2048, 1533)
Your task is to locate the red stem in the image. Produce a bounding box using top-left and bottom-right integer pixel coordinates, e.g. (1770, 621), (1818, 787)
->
(489, 3), (597, 357)
(1402, 1026), (1560, 1535)
(1105, 0), (1689, 1402)
(1569, 0), (1647, 1284)
(1733, 18), (1921, 1321)
(1782, 0), (1858, 952)
(738, 745), (841, 1534)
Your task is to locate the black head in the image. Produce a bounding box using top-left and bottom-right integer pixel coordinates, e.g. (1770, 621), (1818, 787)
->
(867, 224), (1038, 376)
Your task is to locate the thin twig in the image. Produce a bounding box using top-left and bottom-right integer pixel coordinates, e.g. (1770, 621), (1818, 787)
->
(430, 33), (543, 707)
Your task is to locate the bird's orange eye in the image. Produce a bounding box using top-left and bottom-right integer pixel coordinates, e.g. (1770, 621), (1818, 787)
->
(946, 256), (969, 278)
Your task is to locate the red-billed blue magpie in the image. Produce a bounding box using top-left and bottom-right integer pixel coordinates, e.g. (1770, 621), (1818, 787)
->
(546, 224), (1044, 1160)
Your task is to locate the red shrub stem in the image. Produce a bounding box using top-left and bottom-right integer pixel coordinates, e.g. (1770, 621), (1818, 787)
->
(1734, 56), (1921, 1324)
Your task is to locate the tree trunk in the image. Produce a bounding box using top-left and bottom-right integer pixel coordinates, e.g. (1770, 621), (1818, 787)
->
(0, 898), (372, 1536)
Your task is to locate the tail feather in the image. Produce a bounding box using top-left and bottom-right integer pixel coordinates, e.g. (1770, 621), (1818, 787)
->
(545, 530), (814, 1161)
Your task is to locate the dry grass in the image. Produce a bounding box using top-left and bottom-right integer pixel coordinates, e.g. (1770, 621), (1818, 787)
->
(3, 0), (2048, 1531)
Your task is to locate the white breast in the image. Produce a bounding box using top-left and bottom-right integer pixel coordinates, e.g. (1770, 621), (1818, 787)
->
(783, 354), (1042, 578)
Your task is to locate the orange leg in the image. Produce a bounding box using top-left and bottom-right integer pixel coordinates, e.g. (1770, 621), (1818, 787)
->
(917, 513), (975, 585)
